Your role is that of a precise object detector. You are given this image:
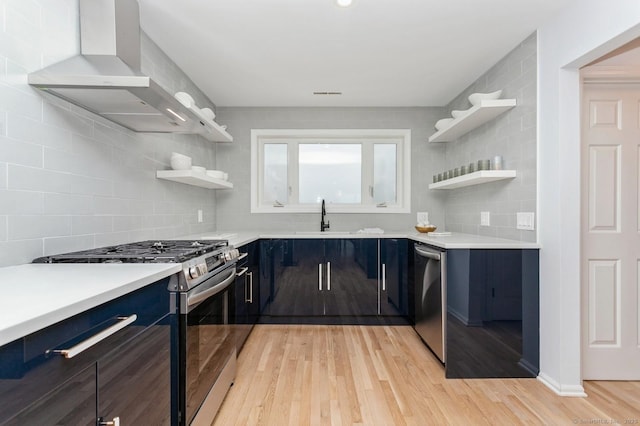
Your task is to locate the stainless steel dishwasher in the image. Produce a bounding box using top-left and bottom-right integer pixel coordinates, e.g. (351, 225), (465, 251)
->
(414, 243), (446, 363)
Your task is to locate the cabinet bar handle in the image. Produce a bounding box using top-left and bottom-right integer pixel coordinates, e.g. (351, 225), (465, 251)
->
(236, 267), (249, 277)
(327, 262), (331, 291)
(237, 253), (248, 261)
(53, 315), (137, 359)
(247, 271), (254, 303)
(382, 263), (386, 291)
(319, 264), (323, 291)
(99, 417), (120, 426)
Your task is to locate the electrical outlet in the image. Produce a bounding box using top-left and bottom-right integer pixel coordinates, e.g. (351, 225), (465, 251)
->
(197, 209), (203, 223)
(517, 212), (535, 230)
(480, 211), (490, 227)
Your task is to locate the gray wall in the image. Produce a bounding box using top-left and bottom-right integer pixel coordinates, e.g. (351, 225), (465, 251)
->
(215, 107), (447, 233)
(441, 33), (537, 242)
(0, 0), (219, 266)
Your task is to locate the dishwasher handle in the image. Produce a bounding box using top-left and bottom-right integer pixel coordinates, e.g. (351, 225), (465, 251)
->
(415, 245), (441, 261)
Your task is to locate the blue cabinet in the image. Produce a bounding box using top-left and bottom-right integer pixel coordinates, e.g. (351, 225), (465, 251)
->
(233, 241), (260, 351)
(259, 238), (409, 323)
(0, 278), (172, 425)
(443, 248), (539, 378)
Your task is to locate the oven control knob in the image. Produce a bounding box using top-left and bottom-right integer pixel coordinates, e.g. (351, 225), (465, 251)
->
(189, 266), (199, 279)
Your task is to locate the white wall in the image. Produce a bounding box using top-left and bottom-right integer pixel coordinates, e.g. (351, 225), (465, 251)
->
(443, 33), (537, 242)
(0, 0), (220, 267)
(538, 0), (640, 395)
(215, 107), (446, 233)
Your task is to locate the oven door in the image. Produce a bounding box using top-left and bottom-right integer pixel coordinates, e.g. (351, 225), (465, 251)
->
(177, 265), (237, 425)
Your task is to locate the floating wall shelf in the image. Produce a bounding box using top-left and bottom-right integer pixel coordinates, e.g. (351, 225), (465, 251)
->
(156, 170), (233, 189)
(428, 170), (516, 190)
(429, 99), (517, 143)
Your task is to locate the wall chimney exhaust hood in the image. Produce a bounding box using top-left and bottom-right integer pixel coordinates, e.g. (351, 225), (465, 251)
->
(28, 0), (232, 142)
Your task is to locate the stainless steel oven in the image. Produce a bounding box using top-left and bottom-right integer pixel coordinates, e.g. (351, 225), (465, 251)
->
(175, 264), (237, 426)
(34, 239), (241, 426)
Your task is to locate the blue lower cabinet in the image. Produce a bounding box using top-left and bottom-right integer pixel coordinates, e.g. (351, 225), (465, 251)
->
(0, 278), (172, 425)
(259, 238), (409, 324)
(444, 249), (539, 378)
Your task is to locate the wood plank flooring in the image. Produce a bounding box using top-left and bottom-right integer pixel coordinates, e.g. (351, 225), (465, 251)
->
(213, 325), (640, 425)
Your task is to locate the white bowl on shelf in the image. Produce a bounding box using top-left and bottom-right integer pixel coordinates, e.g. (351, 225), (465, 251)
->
(468, 90), (503, 106)
(451, 108), (472, 119)
(200, 108), (215, 121)
(170, 152), (192, 170)
(191, 166), (206, 174)
(206, 170), (225, 179)
(435, 118), (454, 131)
(174, 92), (195, 108)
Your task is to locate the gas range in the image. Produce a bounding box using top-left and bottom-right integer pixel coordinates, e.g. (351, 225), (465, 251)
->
(33, 239), (240, 291)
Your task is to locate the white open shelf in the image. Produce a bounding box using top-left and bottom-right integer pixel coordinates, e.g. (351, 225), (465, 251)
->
(428, 170), (516, 190)
(428, 99), (516, 143)
(156, 170), (233, 189)
(187, 105), (233, 143)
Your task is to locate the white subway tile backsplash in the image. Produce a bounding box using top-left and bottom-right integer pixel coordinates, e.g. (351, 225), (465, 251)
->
(8, 164), (113, 197)
(0, 84), (42, 120)
(8, 215), (71, 240)
(43, 235), (94, 256)
(43, 102), (94, 138)
(0, 239), (43, 266)
(0, 190), (43, 215)
(0, 135), (43, 167)
(0, 163), (6, 188)
(7, 112), (73, 151)
(44, 193), (94, 215)
(0, 216), (6, 240)
(71, 215), (113, 236)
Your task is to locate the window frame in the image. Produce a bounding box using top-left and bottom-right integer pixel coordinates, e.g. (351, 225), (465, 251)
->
(250, 129), (411, 214)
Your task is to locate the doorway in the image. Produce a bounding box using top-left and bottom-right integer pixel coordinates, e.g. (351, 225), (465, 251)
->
(581, 45), (640, 379)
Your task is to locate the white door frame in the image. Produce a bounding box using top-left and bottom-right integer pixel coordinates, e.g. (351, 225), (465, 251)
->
(538, 20), (640, 396)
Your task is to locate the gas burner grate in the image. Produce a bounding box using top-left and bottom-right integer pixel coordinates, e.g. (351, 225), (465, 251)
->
(34, 240), (228, 264)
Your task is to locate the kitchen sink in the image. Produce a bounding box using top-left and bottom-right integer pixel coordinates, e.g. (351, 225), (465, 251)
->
(295, 231), (352, 235)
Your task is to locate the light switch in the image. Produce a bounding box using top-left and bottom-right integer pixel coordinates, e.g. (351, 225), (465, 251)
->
(517, 212), (535, 230)
(197, 209), (203, 223)
(480, 211), (490, 227)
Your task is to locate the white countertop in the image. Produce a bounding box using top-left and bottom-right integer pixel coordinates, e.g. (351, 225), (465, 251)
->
(0, 263), (180, 347)
(182, 231), (540, 250)
(0, 231), (538, 347)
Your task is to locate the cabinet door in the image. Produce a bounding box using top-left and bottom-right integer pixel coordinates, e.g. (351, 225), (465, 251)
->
(380, 239), (408, 316)
(1, 364), (96, 426)
(97, 317), (172, 425)
(269, 239), (324, 317)
(324, 239), (377, 317)
(246, 241), (261, 324)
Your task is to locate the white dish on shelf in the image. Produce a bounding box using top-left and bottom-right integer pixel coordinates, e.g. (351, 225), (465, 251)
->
(468, 90), (502, 106)
(174, 91), (195, 108)
(200, 108), (215, 121)
(435, 118), (454, 131)
(206, 170), (225, 179)
(170, 152), (192, 170)
(451, 108), (472, 119)
(191, 166), (206, 174)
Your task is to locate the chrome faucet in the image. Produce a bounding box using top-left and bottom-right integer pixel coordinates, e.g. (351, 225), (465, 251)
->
(321, 199), (330, 232)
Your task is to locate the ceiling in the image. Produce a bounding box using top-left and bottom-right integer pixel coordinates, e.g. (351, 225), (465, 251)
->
(137, 0), (573, 107)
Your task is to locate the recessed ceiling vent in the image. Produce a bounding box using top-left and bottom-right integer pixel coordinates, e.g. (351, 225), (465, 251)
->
(313, 91), (343, 95)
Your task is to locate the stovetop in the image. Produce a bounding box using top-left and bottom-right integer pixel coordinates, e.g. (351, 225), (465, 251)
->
(33, 240), (229, 264)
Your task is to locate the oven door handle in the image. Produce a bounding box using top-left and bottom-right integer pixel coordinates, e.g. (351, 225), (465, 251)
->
(187, 267), (236, 309)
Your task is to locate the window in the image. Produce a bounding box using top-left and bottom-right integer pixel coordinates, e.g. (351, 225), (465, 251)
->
(251, 129), (411, 213)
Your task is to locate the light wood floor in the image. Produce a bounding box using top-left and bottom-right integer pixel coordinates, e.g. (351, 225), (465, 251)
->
(214, 325), (640, 425)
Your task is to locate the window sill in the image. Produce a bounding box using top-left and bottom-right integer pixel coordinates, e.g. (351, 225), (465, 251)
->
(251, 204), (410, 214)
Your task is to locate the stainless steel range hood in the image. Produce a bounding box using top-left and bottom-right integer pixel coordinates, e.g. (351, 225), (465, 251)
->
(28, 0), (232, 142)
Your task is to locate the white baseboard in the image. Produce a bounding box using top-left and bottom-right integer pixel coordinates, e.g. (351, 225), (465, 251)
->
(537, 372), (587, 397)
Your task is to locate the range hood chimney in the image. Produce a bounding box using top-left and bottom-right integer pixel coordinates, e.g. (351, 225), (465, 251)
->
(28, 0), (232, 142)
